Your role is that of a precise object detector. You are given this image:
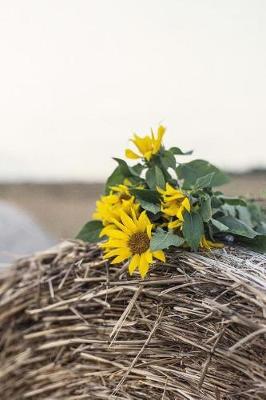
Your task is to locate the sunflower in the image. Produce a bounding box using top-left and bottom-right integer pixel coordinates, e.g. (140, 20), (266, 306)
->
(100, 210), (165, 278)
(158, 183), (191, 229)
(125, 125), (165, 161)
(93, 184), (138, 225)
(200, 235), (224, 250)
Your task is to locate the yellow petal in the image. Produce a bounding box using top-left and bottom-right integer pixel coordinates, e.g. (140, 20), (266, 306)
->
(125, 149), (141, 159)
(111, 218), (132, 235)
(144, 250), (153, 263)
(153, 250), (165, 262)
(131, 134), (143, 151)
(131, 206), (139, 224)
(153, 125), (166, 153)
(162, 204), (177, 217)
(168, 219), (182, 229)
(111, 251), (130, 264)
(137, 211), (150, 232)
(206, 239), (224, 249)
(102, 239), (128, 248)
(103, 249), (124, 259)
(157, 186), (165, 194)
(139, 253), (150, 278)
(100, 225), (116, 237)
(120, 211), (137, 232)
(128, 254), (140, 275)
(144, 151), (152, 161)
(182, 197), (190, 212)
(157, 125), (166, 142)
(176, 208), (184, 221)
(132, 135), (151, 154)
(165, 183), (180, 196)
(146, 224), (152, 239)
(103, 229), (129, 241)
(166, 193), (185, 202)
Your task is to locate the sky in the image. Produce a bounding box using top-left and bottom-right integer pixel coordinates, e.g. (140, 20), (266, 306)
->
(0, 0), (265, 182)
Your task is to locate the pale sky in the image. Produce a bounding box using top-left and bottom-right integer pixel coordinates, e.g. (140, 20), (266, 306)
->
(0, 0), (265, 181)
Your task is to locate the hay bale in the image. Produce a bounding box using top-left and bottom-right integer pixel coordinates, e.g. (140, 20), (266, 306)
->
(0, 241), (266, 400)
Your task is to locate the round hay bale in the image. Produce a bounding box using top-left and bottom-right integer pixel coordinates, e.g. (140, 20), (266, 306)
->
(0, 241), (266, 400)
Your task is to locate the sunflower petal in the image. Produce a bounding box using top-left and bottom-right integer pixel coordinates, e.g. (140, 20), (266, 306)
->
(139, 253), (150, 279)
(132, 135), (152, 154)
(120, 211), (137, 232)
(146, 224), (152, 239)
(182, 197), (191, 212)
(111, 252), (130, 264)
(153, 250), (166, 262)
(100, 225), (116, 237)
(144, 250), (153, 263)
(144, 151), (152, 161)
(125, 149), (141, 159)
(103, 229), (129, 241)
(103, 249), (124, 259)
(102, 239), (128, 248)
(168, 219), (182, 229)
(137, 211), (150, 232)
(111, 218), (132, 235)
(157, 186), (165, 194)
(153, 125), (165, 153)
(128, 254), (140, 275)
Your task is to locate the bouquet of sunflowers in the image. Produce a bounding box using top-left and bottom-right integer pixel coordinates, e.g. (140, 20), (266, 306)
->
(77, 126), (266, 278)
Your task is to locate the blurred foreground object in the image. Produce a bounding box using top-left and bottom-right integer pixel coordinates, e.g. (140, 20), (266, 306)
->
(0, 241), (265, 399)
(0, 201), (55, 265)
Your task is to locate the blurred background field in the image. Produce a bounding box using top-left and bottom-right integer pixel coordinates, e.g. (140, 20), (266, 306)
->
(0, 171), (265, 241)
(0, 1), (266, 263)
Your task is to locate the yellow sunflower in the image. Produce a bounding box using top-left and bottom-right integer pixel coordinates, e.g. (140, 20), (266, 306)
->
(200, 235), (224, 250)
(100, 210), (165, 278)
(125, 125), (165, 161)
(93, 184), (138, 225)
(157, 183), (191, 229)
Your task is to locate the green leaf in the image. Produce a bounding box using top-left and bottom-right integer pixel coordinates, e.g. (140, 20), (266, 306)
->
(146, 166), (165, 189)
(221, 203), (237, 218)
(240, 235), (266, 253)
(199, 194), (212, 222)
(137, 199), (161, 214)
(256, 222), (266, 234)
(221, 196), (247, 206)
(160, 150), (176, 170)
(247, 202), (266, 226)
(105, 166), (125, 193)
(217, 216), (257, 239)
(130, 163), (145, 176)
(113, 158), (142, 178)
(105, 160), (144, 193)
(211, 196), (223, 209)
(130, 188), (161, 204)
(170, 147), (193, 155)
(194, 172), (215, 189)
(183, 211), (204, 251)
(150, 228), (184, 251)
(76, 220), (104, 243)
(236, 206), (253, 227)
(177, 159), (230, 189)
(211, 218), (229, 232)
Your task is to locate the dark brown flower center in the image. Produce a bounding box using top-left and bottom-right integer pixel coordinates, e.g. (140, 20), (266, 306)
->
(128, 232), (150, 255)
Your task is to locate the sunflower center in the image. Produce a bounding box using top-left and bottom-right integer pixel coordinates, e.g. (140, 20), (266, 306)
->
(128, 232), (150, 255)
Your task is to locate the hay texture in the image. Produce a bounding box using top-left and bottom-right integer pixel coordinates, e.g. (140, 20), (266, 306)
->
(0, 241), (266, 400)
